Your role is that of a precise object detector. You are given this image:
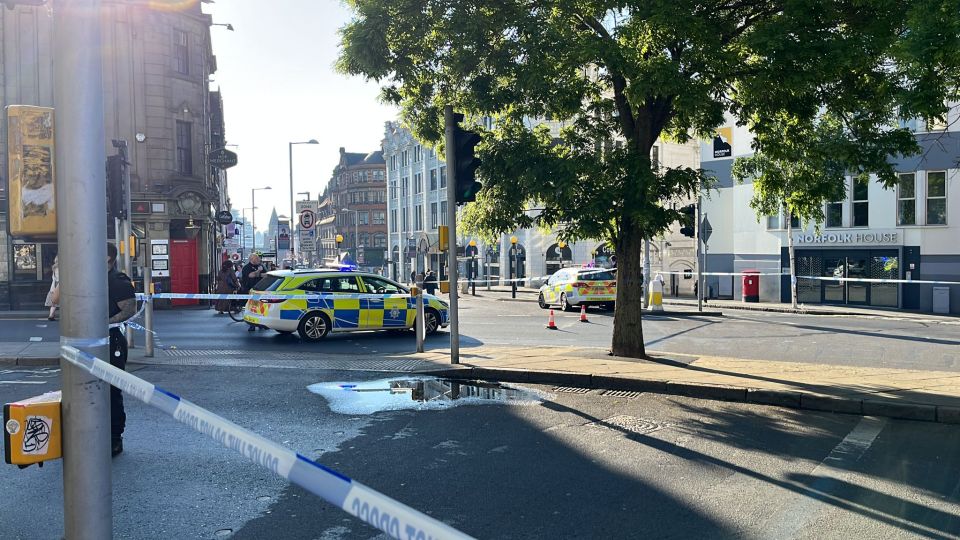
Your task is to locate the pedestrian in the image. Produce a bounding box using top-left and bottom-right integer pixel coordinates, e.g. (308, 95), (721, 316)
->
(424, 269), (438, 295)
(215, 259), (240, 314)
(45, 255), (60, 320)
(240, 254), (266, 331)
(410, 270), (417, 285)
(107, 242), (136, 457)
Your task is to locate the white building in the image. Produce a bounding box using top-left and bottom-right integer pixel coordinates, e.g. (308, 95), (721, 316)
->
(700, 104), (960, 314)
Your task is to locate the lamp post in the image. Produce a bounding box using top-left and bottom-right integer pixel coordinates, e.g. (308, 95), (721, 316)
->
(251, 186), (271, 251)
(558, 240), (567, 268)
(510, 235), (518, 299)
(335, 234), (344, 263)
(240, 206), (256, 257)
(341, 207), (359, 264)
(289, 140), (319, 260)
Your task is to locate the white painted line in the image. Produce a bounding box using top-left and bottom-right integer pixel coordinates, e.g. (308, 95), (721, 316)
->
(29, 337), (43, 342)
(764, 416), (886, 538)
(0, 381), (47, 385)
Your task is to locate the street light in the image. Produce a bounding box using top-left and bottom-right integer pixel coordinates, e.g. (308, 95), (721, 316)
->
(558, 240), (567, 268)
(510, 235), (518, 299)
(211, 23), (235, 31)
(251, 187), (271, 251)
(335, 234), (344, 262)
(289, 140), (319, 260)
(341, 207), (359, 264)
(240, 206), (256, 257)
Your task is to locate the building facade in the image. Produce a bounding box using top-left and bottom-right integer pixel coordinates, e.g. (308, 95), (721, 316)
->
(324, 147), (387, 270)
(700, 104), (960, 313)
(0, 1), (227, 308)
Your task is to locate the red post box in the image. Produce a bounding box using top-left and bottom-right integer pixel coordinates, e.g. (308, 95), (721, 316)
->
(742, 269), (760, 303)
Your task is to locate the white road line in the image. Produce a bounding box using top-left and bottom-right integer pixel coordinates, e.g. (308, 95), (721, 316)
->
(764, 416), (887, 539)
(29, 337), (43, 342)
(0, 381), (48, 385)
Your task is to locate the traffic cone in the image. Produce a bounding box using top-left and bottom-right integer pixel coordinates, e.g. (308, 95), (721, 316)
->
(579, 304), (589, 323)
(546, 309), (558, 330)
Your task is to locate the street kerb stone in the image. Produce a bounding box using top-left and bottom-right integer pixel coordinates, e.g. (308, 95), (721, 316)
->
(591, 374), (668, 393)
(861, 400), (937, 422)
(746, 388), (803, 408)
(800, 394), (863, 415)
(17, 357), (59, 367)
(936, 406), (960, 424)
(666, 381), (747, 401)
(471, 366), (532, 383)
(507, 370), (592, 388)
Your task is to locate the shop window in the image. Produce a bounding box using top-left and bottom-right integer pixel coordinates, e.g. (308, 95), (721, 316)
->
(897, 173), (916, 226)
(13, 243), (38, 277)
(826, 201), (843, 228)
(852, 181), (869, 227)
(927, 171), (947, 225)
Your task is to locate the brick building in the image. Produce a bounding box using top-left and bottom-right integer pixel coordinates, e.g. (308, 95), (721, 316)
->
(323, 147), (387, 270)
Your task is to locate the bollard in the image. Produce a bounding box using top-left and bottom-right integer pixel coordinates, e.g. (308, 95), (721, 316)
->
(647, 274), (665, 312)
(144, 267), (154, 357)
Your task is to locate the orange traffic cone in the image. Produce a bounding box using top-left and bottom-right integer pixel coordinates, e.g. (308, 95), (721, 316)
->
(546, 309), (558, 330)
(579, 304), (589, 323)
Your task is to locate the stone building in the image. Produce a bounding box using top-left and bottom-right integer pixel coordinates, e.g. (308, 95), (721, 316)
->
(0, 1), (227, 308)
(322, 147), (387, 270)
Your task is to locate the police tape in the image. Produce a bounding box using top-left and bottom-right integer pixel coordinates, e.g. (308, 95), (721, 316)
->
(59, 344), (474, 540)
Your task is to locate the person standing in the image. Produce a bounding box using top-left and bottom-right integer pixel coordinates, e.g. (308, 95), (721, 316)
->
(107, 243), (136, 457)
(424, 269), (438, 295)
(215, 259), (240, 314)
(240, 254), (265, 332)
(45, 255), (60, 320)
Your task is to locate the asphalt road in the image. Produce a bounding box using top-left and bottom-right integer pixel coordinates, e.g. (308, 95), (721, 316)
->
(3, 294), (959, 371)
(2, 364), (959, 539)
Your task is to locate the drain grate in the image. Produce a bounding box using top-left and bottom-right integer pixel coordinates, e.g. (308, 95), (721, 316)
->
(600, 390), (644, 399)
(589, 415), (669, 435)
(552, 386), (592, 394)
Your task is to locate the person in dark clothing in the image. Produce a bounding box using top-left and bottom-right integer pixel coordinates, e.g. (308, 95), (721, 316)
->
(107, 243), (136, 457)
(410, 270), (417, 285)
(423, 269), (439, 295)
(215, 259), (241, 313)
(240, 254), (266, 331)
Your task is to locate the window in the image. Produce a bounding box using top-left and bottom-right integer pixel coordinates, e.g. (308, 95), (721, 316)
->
(897, 173), (916, 226)
(362, 276), (405, 294)
(373, 211), (386, 225)
(389, 180), (398, 199)
(401, 151), (408, 167)
(430, 169), (437, 190)
(765, 215), (780, 230)
(430, 202), (438, 229)
(304, 276), (361, 293)
(359, 212), (369, 225)
(390, 155), (397, 170)
(414, 173), (423, 194)
(359, 233), (370, 247)
(401, 209), (408, 230)
(440, 167), (447, 188)
(373, 233), (387, 248)
(852, 181), (868, 227)
(415, 205), (423, 230)
(401, 177), (408, 196)
(651, 146), (660, 169)
(440, 201), (447, 226)
(826, 200), (843, 228)
(174, 29), (189, 75)
(176, 121), (192, 175)
(390, 209), (397, 232)
(927, 171), (947, 225)
(414, 145), (422, 162)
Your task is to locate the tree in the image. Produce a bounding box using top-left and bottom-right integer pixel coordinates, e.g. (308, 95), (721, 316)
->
(338, 0), (960, 359)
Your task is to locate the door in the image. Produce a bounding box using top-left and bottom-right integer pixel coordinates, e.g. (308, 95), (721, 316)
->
(845, 255), (869, 305)
(822, 256), (846, 304)
(170, 239), (198, 306)
(359, 276), (409, 329)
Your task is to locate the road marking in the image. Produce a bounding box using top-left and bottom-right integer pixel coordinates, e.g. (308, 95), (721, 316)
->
(764, 416), (886, 538)
(0, 381), (47, 385)
(29, 337), (43, 342)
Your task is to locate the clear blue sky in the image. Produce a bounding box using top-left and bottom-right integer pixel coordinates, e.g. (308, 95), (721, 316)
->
(205, 1), (397, 227)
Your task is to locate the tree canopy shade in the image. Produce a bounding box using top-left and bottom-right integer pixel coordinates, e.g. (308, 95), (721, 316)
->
(338, 0), (960, 358)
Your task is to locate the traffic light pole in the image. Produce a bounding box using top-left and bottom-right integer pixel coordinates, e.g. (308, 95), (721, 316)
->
(443, 106), (460, 364)
(54, 0), (113, 537)
(696, 191), (703, 313)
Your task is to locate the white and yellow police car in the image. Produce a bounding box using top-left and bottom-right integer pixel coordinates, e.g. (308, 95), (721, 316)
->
(243, 268), (449, 341)
(538, 267), (617, 311)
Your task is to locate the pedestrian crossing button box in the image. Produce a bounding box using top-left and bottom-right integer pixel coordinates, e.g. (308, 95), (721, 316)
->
(4, 391), (62, 467)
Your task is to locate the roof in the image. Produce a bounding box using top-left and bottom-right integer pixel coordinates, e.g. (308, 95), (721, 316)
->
(339, 147), (385, 167)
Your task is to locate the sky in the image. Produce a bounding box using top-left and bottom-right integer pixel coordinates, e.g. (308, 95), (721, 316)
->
(204, 0), (397, 228)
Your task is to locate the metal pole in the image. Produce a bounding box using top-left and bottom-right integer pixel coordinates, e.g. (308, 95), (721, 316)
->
(696, 190), (703, 313)
(485, 252), (491, 291)
(252, 190), (257, 251)
(144, 265), (154, 357)
(288, 142), (294, 261)
(54, 0), (112, 536)
(354, 211), (359, 264)
(643, 238), (651, 308)
(415, 287), (425, 353)
(442, 106), (460, 364)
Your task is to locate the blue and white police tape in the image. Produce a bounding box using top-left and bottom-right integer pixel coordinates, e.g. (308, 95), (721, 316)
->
(59, 344), (474, 540)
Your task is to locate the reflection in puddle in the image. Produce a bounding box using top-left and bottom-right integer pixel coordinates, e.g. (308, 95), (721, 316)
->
(308, 377), (547, 415)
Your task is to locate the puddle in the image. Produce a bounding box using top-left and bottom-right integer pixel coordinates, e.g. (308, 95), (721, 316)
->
(308, 377), (547, 415)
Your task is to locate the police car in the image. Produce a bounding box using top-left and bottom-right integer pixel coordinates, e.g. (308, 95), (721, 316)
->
(243, 268), (449, 341)
(538, 267), (617, 311)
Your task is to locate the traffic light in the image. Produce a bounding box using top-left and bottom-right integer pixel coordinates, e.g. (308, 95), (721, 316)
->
(679, 204), (696, 238)
(106, 154), (126, 220)
(452, 113), (482, 204)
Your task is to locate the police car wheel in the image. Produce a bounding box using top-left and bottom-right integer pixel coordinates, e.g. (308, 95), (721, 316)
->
(538, 293), (549, 309)
(424, 309), (440, 335)
(560, 293), (575, 312)
(297, 312), (330, 341)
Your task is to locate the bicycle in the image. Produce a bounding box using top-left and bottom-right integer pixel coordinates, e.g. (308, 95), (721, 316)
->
(227, 294), (246, 322)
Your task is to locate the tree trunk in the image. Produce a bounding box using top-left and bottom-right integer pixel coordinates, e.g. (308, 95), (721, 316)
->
(611, 225), (647, 358)
(786, 207), (798, 310)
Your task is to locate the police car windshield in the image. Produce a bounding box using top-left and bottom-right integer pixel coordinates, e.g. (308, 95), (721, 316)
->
(578, 270), (615, 281)
(252, 275), (284, 291)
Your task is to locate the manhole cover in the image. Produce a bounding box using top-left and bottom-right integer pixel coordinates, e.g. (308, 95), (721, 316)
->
(589, 415), (669, 435)
(600, 390), (644, 399)
(552, 386), (592, 394)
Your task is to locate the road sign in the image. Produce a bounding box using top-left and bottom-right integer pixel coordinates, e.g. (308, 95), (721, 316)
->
(299, 228), (316, 251)
(208, 148), (238, 169)
(277, 220), (290, 251)
(299, 209), (316, 229)
(701, 216), (713, 243)
(216, 210), (233, 225)
(230, 252), (241, 262)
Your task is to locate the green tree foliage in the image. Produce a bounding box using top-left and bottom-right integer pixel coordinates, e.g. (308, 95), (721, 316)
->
(338, 0), (960, 358)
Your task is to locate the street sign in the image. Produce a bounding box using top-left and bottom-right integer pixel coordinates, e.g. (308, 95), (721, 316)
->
(298, 228), (316, 251)
(701, 216), (713, 243)
(299, 209), (316, 229)
(216, 210), (233, 225)
(230, 253), (241, 262)
(277, 220), (290, 252)
(208, 148), (238, 169)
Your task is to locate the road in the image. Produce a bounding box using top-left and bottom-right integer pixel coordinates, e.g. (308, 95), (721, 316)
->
(3, 294), (959, 371)
(1, 363), (958, 539)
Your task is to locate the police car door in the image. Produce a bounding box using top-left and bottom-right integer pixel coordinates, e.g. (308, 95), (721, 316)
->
(359, 276), (409, 329)
(327, 275), (363, 330)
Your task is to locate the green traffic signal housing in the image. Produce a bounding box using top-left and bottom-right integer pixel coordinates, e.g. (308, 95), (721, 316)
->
(679, 203), (696, 238)
(452, 113), (482, 204)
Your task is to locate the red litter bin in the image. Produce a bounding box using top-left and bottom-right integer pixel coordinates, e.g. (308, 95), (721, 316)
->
(742, 269), (760, 303)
